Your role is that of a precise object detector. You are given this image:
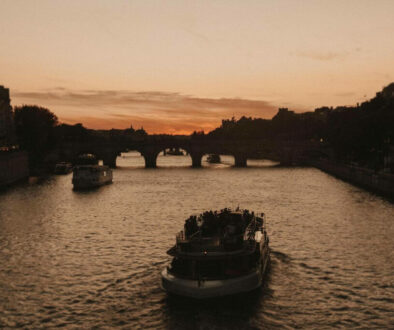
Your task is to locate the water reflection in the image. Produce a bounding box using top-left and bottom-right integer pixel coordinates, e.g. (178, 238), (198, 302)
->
(0, 152), (393, 328)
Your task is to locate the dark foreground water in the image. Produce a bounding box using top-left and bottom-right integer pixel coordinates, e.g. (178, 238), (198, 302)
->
(0, 153), (393, 329)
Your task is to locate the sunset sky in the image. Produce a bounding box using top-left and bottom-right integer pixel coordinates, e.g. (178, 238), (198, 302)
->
(1, 0), (394, 134)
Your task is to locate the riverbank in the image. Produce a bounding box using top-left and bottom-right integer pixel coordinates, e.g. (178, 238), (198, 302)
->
(0, 151), (29, 188)
(311, 159), (394, 199)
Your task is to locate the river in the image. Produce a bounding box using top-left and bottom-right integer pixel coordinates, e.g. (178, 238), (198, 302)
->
(0, 152), (393, 329)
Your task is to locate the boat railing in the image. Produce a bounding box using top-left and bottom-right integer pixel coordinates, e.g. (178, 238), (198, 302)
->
(177, 232), (256, 253)
(176, 230), (185, 243)
(244, 215), (263, 241)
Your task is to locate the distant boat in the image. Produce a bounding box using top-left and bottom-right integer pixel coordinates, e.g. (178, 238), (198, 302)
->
(166, 148), (184, 156)
(161, 208), (270, 299)
(54, 162), (73, 174)
(72, 165), (112, 190)
(207, 154), (221, 163)
(75, 153), (98, 165)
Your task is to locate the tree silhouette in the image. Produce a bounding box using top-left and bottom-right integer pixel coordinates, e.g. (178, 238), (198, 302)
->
(14, 105), (58, 172)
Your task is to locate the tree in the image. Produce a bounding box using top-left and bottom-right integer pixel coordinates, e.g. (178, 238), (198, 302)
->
(14, 105), (58, 171)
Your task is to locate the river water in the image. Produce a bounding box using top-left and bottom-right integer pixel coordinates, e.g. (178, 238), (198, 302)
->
(0, 152), (393, 329)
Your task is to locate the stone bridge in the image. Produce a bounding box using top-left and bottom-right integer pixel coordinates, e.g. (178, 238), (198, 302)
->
(56, 135), (322, 168)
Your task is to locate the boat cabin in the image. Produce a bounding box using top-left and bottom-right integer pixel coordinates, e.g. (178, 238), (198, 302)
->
(166, 209), (267, 280)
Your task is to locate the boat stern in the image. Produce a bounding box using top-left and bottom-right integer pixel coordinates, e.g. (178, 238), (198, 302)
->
(161, 268), (262, 299)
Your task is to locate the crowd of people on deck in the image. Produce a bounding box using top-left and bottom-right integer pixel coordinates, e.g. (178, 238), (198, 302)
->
(184, 208), (261, 239)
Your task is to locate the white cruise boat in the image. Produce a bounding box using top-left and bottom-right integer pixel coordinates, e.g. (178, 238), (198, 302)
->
(72, 165), (112, 190)
(161, 208), (270, 299)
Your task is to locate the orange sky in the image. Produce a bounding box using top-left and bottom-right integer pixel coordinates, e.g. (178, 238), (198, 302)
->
(11, 88), (279, 133)
(1, 0), (394, 133)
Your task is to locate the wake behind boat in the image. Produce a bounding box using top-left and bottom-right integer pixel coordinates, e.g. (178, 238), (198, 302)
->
(161, 208), (270, 299)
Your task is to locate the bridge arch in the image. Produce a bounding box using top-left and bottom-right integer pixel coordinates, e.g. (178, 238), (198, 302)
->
(157, 147), (193, 167)
(136, 143), (206, 168)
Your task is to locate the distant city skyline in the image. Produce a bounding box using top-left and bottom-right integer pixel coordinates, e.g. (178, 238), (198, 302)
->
(1, 0), (393, 133)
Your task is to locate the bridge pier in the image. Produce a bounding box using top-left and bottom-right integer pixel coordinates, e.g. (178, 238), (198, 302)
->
(140, 150), (160, 168)
(233, 153), (247, 167)
(102, 154), (117, 168)
(101, 150), (120, 168)
(190, 152), (204, 168)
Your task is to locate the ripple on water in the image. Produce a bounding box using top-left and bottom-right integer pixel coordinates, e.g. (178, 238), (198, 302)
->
(0, 155), (393, 328)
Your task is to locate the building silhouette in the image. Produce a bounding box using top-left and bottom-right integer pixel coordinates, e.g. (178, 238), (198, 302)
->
(0, 85), (15, 147)
(0, 85), (29, 187)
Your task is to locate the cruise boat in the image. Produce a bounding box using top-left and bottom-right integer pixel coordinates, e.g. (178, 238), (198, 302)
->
(72, 165), (112, 189)
(161, 208), (270, 299)
(54, 162), (73, 174)
(166, 148), (184, 156)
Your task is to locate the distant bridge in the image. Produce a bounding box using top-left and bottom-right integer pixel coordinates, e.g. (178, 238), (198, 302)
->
(55, 135), (323, 168)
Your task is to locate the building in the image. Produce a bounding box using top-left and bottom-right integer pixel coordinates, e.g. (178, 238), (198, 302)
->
(0, 85), (15, 147)
(0, 85), (29, 186)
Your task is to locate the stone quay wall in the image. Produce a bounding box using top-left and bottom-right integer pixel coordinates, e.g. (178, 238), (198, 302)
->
(0, 151), (29, 187)
(312, 159), (394, 199)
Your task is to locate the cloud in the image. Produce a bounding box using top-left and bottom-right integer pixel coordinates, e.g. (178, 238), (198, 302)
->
(11, 88), (279, 133)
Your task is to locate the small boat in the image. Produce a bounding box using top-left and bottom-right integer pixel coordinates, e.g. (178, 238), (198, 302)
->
(207, 154), (221, 163)
(54, 162), (73, 174)
(161, 208), (270, 299)
(166, 148), (184, 156)
(72, 165), (112, 190)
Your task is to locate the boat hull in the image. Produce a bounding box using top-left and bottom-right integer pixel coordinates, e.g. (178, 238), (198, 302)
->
(161, 268), (263, 299)
(72, 178), (112, 190)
